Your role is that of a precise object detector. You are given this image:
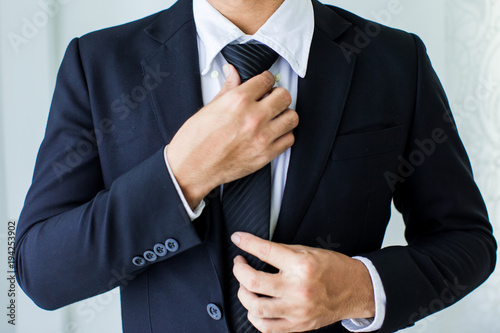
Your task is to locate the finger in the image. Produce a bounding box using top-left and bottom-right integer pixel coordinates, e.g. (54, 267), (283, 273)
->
(238, 284), (288, 319)
(214, 64), (241, 99)
(237, 71), (276, 101)
(231, 232), (295, 269)
(268, 108), (299, 138)
(261, 87), (293, 120)
(234, 254), (248, 264)
(233, 255), (283, 297)
(268, 131), (295, 159)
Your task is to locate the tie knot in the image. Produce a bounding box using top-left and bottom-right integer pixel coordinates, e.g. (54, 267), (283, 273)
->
(221, 42), (279, 82)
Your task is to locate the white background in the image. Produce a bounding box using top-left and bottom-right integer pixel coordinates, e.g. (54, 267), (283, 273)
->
(0, 0), (499, 332)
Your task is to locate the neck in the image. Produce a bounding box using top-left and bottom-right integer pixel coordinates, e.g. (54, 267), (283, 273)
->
(207, 0), (285, 35)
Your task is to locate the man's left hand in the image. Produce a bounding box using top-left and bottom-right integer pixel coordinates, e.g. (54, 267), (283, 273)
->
(231, 232), (376, 333)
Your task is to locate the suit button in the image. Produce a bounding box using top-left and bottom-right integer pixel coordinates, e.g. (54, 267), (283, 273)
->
(144, 250), (157, 262)
(154, 243), (168, 256)
(207, 303), (222, 320)
(132, 256), (146, 267)
(165, 239), (179, 252)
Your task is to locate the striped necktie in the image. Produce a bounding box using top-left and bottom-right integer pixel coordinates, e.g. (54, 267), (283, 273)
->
(221, 42), (278, 333)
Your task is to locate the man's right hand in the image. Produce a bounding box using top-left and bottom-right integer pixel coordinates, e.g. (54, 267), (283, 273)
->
(166, 64), (299, 209)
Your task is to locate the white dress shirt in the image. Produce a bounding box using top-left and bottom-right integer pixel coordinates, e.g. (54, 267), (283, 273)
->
(164, 0), (386, 330)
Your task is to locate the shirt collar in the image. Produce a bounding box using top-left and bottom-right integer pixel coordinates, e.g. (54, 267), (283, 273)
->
(193, 0), (314, 77)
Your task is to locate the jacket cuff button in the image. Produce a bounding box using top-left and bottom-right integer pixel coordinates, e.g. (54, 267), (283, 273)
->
(165, 238), (179, 252)
(132, 256), (146, 266)
(144, 250), (158, 262)
(154, 243), (168, 256)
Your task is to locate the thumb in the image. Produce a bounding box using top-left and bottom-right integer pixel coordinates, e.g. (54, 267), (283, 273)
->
(215, 64), (241, 98)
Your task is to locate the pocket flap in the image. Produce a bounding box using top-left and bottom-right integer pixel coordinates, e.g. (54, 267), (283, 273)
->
(331, 125), (404, 161)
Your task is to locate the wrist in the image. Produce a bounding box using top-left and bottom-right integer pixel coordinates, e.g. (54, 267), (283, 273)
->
(349, 258), (376, 319)
(165, 145), (216, 209)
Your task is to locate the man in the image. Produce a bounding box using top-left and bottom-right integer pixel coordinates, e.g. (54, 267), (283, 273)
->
(14, 0), (496, 332)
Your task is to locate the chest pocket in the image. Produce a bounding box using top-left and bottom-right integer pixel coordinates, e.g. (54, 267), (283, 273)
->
(331, 125), (404, 161)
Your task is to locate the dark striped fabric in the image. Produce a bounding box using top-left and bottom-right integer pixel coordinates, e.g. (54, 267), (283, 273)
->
(221, 43), (279, 82)
(221, 42), (278, 333)
(222, 166), (270, 333)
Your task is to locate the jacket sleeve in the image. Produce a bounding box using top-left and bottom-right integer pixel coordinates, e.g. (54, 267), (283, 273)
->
(363, 34), (497, 333)
(14, 38), (204, 310)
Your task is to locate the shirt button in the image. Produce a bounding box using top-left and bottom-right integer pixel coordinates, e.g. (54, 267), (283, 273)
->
(206, 303), (222, 320)
(275, 73), (282, 82)
(132, 256), (146, 267)
(211, 70), (220, 79)
(143, 250), (157, 262)
(165, 239), (179, 252)
(154, 243), (168, 257)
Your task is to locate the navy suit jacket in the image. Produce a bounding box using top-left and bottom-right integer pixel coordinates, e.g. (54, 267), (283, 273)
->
(15, 0), (496, 332)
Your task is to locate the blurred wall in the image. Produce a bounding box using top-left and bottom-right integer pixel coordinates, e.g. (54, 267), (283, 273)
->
(0, 0), (498, 332)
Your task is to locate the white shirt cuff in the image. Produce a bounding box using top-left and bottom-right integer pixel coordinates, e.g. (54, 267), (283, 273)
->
(341, 256), (386, 332)
(163, 145), (205, 221)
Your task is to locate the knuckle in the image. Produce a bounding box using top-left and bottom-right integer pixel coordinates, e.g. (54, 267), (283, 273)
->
(247, 116), (261, 131)
(259, 302), (277, 319)
(297, 256), (317, 277)
(284, 92), (292, 106)
(248, 272), (260, 291)
(255, 130), (270, 147)
(284, 112), (298, 130)
(239, 236), (251, 250)
(277, 87), (292, 105)
(241, 115), (261, 135)
(222, 77), (235, 88)
(254, 303), (266, 318)
(290, 110), (299, 127)
(259, 72), (274, 87)
(258, 242), (273, 260)
(231, 91), (250, 109)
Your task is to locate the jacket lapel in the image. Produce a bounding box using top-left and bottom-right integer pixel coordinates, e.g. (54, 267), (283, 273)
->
(142, 0), (229, 289)
(142, 0), (203, 144)
(272, 1), (356, 244)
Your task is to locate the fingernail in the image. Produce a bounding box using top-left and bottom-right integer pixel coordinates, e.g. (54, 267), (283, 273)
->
(223, 64), (230, 78)
(231, 233), (240, 245)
